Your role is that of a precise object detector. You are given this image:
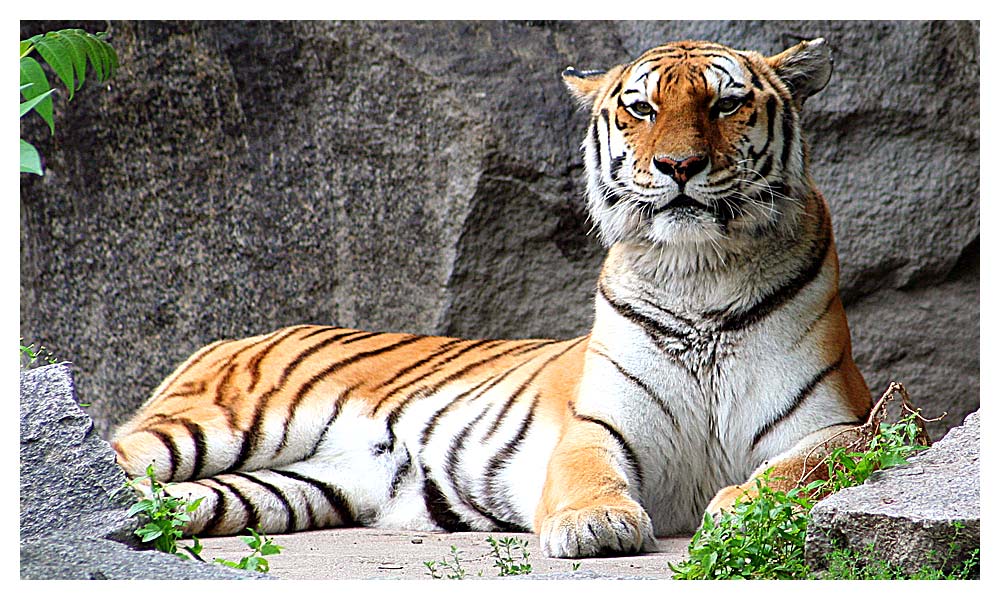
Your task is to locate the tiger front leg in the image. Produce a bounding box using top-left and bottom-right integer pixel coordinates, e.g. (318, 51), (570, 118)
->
(706, 423), (866, 514)
(534, 416), (654, 558)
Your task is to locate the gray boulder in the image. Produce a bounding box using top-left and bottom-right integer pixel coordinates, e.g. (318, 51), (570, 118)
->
(20, 363), (268, 579)
(805, 411), (980, 577)
(19, 21), (978, 441)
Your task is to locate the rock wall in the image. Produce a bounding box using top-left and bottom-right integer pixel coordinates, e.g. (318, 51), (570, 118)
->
(20, 21), (979, 439)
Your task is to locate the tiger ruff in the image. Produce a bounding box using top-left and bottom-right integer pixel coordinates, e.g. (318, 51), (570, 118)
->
(112, 38), (871, 559)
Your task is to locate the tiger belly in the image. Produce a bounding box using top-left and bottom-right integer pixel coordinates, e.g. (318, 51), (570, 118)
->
(111, 325), (584, 537)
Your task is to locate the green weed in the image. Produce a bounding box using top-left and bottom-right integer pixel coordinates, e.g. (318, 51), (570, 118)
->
(424, 545), (468, 580)
(487, 536), (533, 576)
(213, 528), (283, 574)
(123, 463), (282, 573)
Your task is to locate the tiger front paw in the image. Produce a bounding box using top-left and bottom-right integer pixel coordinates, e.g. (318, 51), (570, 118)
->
(539, 500), (654, 558)
(705, 483), (751, 515)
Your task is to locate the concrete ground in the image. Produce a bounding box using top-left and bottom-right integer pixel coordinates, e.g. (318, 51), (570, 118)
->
(198, 528), (691, 580)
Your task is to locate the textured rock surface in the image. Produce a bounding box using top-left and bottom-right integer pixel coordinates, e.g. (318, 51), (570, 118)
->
(19, 21), (978, 439)
(20, 363), (268, 579)
(20, 363), (138, 545)
(805, 411), (980, 577)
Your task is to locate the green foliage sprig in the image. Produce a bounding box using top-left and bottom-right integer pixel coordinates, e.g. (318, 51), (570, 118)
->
(213, 528), (284, 574)
(123, 463), (283, 573)
(125, 464), (205, 560)
(20, 28), (118, 175)
(487, 536), (533, 576)
(424, 546), (468, 579)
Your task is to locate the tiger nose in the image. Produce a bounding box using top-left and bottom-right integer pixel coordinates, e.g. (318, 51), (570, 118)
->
(652, 154), (709, 185)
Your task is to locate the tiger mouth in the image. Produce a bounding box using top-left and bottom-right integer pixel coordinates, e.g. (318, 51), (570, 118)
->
(651, 194), (710, 215)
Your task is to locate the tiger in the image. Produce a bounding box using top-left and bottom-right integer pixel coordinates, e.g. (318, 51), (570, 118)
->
(111, 37), (872, 559)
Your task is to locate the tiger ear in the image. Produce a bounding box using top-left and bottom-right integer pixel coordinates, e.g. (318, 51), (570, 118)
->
(766, 38), (833, 104)
(562, 65), (624, 109)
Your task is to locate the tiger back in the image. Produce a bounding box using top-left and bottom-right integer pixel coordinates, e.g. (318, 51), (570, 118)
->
(112, 37), (871, 559)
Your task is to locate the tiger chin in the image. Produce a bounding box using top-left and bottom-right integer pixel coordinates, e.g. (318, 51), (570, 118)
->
(112, 38), (871, 560)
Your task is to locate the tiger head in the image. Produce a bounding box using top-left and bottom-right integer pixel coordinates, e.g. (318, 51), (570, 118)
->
(563, 39), (833, 254)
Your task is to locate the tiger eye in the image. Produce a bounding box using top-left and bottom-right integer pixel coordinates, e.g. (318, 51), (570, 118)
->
(715, 97), (743, 115)
(628, 101), (655, 118)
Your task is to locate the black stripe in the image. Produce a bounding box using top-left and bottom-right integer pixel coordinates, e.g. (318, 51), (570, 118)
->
(793, 292), (838, 347)
(271, 468), (356, 526)
(305, 383), (358, 456)
(299, 325), (346, 341)
(711, 215), (831, 332)
(207, 477), (260, 532)
(589, 348), (678, 429)
(480, 394), (540, 530)
(148, 428), (180, 482)
(573, 412), (644, 493)
(212, 361), (242, 429)
(154, 339), (229, 399)
(589, 117), (602, 173)
(247, 326), (311, 393)
(341, 331), (389, 345)
(749, 96), (776, 161)
(780, 100), (796, 170)
(422, 467), (473, 532)
(199, 485), (226, 535)
(439, 403), (515, 530)
(751, 350), (846, 448)
(234, 334), (425, 471)
(484, 337), (586, 438)
(389, 449), (412, 500)
(634, 294), (698, 329)
(377, 338), (491, 397)
(598, 281), (688, 351)
(757, 154), (774, 182)
(229, 328), (373, 460)
(177, 419), (208, 480)
(418, 375), (499, 446)
(382, 339), (556, 423)
(609, 154), (626, 181)
(232, 471), (298, 532)
(158, 380), (208, 403)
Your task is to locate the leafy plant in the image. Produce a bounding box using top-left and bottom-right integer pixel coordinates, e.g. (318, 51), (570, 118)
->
(124, 464), (204, 560)
(20, 338), (57, 369)
(20, 28), (118, 175)
(486, 536), (533, 576)
(669, 473), (815, 579)
(669, 383), (958, 580)
(424, 545), (468, 580)
(820, 524), (980, 580)
(213, 528), (283, 573)
(123, 464), (282, 572)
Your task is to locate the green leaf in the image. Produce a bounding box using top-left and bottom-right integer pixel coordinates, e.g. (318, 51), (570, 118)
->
(50, 30), (89, 91)
(140, 528), (164, 542)
(20, 139), (43, 174)
(78, 30), (117, 82)
(19, 90), (55, 119)
(126, 499), (155, 517)
(260, 542), (283, 556)
(33, 34), (76, 100)
(20, 57), (54, 134)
